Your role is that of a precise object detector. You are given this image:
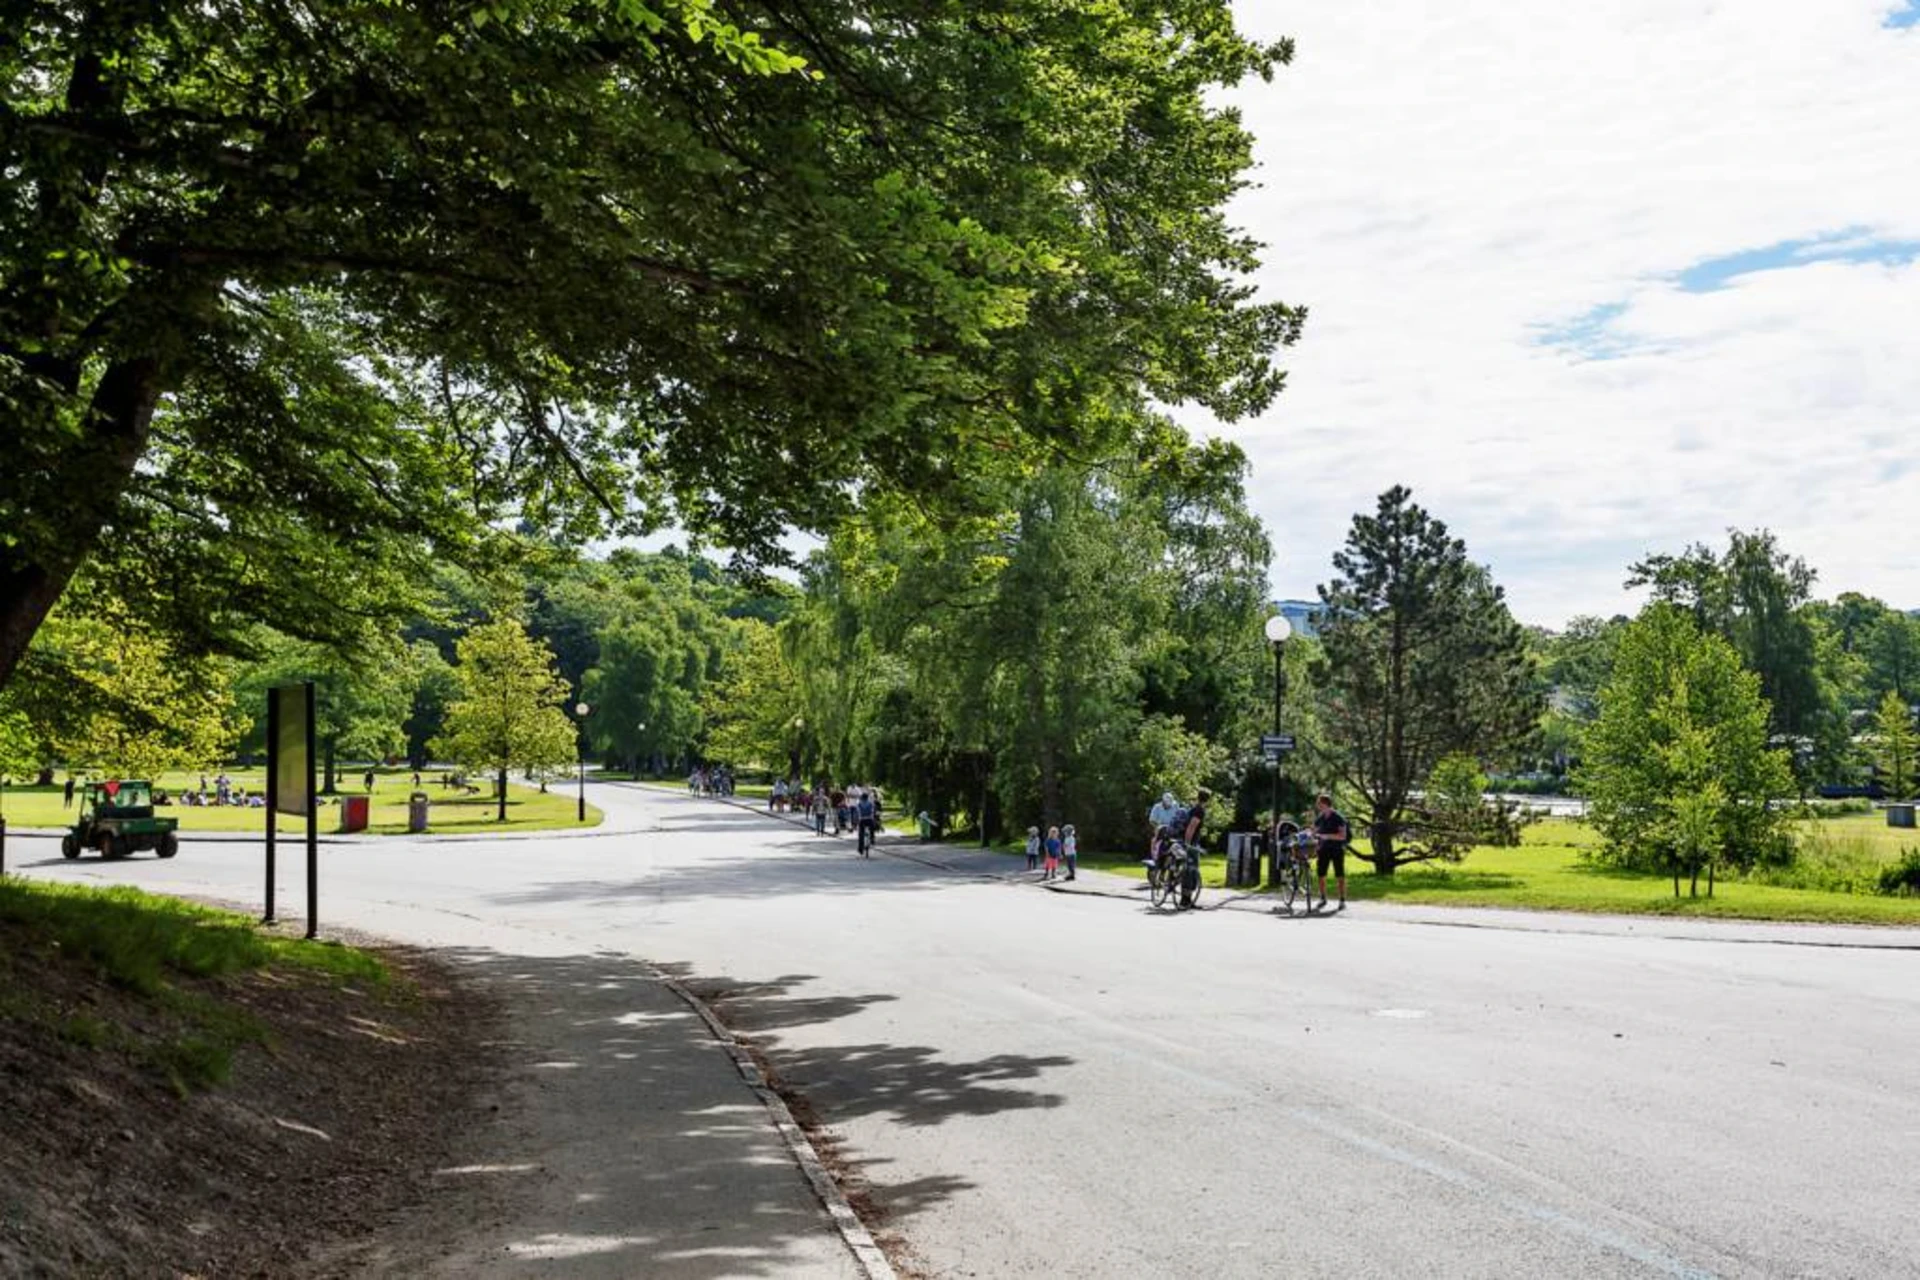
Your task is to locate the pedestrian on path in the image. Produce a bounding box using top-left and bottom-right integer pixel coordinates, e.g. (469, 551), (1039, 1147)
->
(1062, 824), (1078, 881)
(1311, 792), (1349, 911)
(1025, 826), (1041, 871)
(811, 787), (830, 835)
(1043, 826), (1062, 880)
(63, 776), (75, 808)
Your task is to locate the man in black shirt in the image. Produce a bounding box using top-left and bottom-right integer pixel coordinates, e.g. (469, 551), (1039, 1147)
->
(1311, 792), (1349, 911)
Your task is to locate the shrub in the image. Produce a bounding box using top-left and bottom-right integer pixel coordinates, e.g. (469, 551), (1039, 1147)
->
(1877, 848), (1920, 897)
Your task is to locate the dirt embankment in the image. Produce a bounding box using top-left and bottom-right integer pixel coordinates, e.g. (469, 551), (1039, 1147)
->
(0, 934), (506, 1278)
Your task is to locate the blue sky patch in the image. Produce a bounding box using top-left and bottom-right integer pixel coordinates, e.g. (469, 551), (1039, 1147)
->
(1886, 2), (1920, 29)
(1538, 230), (1920, 357)
(1675, 229), (1920, 292)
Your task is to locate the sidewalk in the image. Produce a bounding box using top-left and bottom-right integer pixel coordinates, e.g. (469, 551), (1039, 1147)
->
(328, 947), (871, 1279)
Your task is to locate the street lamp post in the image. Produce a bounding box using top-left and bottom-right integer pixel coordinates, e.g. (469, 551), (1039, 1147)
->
(575, 701), (590, 823)
(634, 722), (645, 779)
(1264, 614), (1292, 884)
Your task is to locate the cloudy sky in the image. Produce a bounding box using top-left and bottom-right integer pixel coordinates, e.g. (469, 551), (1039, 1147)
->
(1210, 0), (1920, 626)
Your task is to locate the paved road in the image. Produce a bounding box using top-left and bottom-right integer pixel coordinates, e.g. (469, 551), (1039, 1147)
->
(14, 784), (1920, 1278)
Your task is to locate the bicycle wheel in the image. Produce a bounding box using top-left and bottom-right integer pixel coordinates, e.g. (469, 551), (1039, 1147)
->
(1149, 859), (1174, 909)
(1178, 857), (1200, 910)
(1280, 857), (1304, 911)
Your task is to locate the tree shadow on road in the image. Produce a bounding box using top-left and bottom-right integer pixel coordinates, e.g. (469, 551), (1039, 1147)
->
(671, 967), (1072, 1260)
(479, 848), (1004, 910)
(327, 948), (885, 1279)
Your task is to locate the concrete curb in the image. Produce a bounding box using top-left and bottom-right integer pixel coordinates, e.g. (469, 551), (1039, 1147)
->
(637, 956), (898, 1280)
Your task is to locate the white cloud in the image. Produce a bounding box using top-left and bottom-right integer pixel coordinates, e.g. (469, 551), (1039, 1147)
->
(1210, 0), (1920, 625)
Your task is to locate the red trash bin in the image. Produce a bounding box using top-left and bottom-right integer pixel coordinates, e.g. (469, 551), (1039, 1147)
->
(338, 794), (370, 833)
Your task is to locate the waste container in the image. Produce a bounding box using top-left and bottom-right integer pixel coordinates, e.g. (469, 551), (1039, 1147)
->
(1890, 804), (1916, 829)
(407, 791), (431, 834)
(1224, 832), (1260, 887)
(337, 794), (370, 834)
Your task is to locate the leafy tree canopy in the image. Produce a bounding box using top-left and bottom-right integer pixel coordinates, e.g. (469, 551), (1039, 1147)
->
(1, 0), (1302, 691)
(1579, 604), (1794, 890)
(432, 616), (576, 818)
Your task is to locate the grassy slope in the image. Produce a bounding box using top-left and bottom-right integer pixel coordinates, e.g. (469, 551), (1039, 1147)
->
(0, 879), (385, 1093)
(0, 768), (601, 835)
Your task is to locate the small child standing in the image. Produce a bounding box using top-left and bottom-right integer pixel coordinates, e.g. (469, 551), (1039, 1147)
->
(1062, 824), (1078, 881)
(1043, 825), (1062, 880)
(1025, 826), (1041, 871)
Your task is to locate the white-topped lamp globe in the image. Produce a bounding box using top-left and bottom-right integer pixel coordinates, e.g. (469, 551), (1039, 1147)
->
(575, 702), (590, 717)
(1264, 615), (1292, 644)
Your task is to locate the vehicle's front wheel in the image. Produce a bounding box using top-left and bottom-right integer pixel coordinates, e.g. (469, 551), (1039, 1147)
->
(157, 832), (179, 859)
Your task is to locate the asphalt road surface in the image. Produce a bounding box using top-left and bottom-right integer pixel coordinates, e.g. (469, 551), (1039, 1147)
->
(14, 783), (1920, 1278)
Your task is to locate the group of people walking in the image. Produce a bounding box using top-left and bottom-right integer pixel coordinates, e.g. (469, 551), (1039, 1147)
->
(687, 766), (736, 797)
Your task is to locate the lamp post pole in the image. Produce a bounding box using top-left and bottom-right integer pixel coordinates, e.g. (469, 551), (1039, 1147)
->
(1264, 614), (1292, 885)
(575, 701), (590, 823)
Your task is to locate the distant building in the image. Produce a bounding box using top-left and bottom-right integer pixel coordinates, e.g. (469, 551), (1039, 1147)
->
(1273, 598), (1322, 639)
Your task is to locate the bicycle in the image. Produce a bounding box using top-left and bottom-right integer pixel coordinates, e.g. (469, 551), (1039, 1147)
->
(856, 818), (876, 858)
(1149, 839), (1201, 910)
(1271, 825), (1314, 912)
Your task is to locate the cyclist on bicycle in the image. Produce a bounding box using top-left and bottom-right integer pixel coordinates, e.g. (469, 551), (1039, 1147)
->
(854, 786), (881, 854)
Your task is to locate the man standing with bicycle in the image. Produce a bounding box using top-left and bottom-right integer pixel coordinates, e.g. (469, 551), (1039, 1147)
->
(1311, 793), (1348, 911)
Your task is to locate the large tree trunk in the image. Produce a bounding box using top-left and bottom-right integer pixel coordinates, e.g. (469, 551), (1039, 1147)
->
(323, 737), (338, 794)
(1368, 804), (1399, 875)
(0, 358), (163, 693)
(497, 766), (508, 821)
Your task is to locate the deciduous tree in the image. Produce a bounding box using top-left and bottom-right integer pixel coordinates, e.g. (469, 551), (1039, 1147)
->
(433, 618), (575, 819)
(2, 1), (1302, 693)
(1580, 605), (1794, 891)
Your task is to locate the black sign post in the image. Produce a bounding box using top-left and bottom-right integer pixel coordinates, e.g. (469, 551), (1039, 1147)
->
(265, 682), (318, 937)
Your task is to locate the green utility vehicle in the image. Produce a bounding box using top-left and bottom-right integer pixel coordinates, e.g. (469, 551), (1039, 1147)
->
(61, 779), (180, 860)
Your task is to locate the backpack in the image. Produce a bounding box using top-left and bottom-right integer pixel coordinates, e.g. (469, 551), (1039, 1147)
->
(1163, 806), (1190, 837)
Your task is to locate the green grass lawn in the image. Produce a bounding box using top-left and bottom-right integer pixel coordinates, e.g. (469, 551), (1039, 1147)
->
(1025, 814), (1920, 925)
(0, 768), (601, 835)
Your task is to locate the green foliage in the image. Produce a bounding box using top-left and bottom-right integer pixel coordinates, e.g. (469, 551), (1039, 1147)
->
(1312, 487), (1543, 873)
(433, 617), (576, 814)
(1872, 691), (1917, 800)
(1628, 531), (1849, 780)
(1, 0), (1300, 697)
(1580, 605), (1795, 888)
(1878, 849), (1920, 897)
(1139, 715), (1230, 838)
(721, 434), (1273, 850)
(0, 599), (241, 777)
(1537, 615), (1627, 721)
(231, 629), (423, 786)
(701, 619), (805, 772)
